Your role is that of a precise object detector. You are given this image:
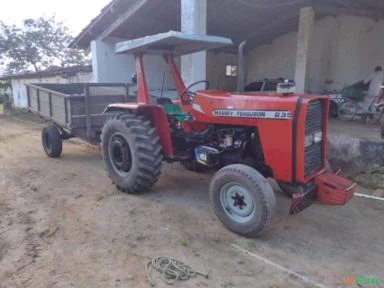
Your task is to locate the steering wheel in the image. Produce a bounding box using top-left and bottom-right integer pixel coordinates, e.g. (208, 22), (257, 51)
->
(180, 80), (210, 101)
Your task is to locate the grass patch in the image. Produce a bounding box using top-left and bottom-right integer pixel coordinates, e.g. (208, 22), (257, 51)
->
(352, 168), (384, 190)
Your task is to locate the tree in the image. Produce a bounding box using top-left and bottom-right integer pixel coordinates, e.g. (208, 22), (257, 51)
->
(0, 16), (88, 75)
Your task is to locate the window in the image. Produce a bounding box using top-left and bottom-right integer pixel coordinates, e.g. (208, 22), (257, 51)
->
(225, 65), (237, 77)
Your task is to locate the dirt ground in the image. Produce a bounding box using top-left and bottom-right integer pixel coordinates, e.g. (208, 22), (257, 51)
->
(0, 114), (383, 288)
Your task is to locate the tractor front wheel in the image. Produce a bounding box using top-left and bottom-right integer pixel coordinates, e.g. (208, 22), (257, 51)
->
(209, 164), (276, 237)
(101, 113), (163, 193)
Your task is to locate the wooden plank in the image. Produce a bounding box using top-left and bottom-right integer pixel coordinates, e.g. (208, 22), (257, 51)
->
(87, 83), (133, 87)
(49, 93), (53, 117)
(26, 83), (69, 98)
(69, 95), (133, 116)
(49, 93), (68, 124)
(70, 114), (108, 128)
(27, 86), (31, 108)
(25, 83), (137, 134)
(84, 84), (91, 140)
(124, 84), (130, 102)
(39, 90), (50, 116)
(64, 98), (69, 124)
(88, 86), (127, 96)
(29, 88), (38, 110)
(37, 89), (40, 112)
(70, 127), (103, 144)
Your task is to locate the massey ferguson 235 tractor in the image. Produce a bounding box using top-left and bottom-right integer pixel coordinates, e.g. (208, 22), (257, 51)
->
(97, 32), (356, 237)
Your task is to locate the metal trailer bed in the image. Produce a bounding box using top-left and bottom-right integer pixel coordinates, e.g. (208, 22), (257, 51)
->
(26, 83), (135, 144)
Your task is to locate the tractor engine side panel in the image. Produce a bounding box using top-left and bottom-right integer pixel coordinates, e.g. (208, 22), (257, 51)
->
(189, 92), (328, 183)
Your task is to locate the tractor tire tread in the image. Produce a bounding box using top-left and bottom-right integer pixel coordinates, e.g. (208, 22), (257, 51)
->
(209, 164), (275, 237)
(101, 113), (163, 194)
(42, 125), (63, 158)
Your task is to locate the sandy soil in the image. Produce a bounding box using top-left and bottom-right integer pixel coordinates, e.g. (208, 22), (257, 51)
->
(0, 114), (383, 288)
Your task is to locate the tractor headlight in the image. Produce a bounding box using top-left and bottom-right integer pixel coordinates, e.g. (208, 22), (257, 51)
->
(304, 134), (314, 148)
(314, 131), (323, 143)
(304, 131), (323, 147)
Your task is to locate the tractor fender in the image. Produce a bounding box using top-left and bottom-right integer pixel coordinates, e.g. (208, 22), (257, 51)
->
(104, 103), (173, 158)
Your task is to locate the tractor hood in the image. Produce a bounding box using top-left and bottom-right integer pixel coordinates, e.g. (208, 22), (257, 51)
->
(192, 90), (323, 118)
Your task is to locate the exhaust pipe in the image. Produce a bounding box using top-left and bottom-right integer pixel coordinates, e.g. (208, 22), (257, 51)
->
(237, 41), (247, 93)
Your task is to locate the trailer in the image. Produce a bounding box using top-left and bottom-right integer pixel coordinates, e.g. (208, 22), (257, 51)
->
(26, 83), (134, 157)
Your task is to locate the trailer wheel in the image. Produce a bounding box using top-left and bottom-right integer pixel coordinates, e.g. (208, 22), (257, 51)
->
(42, 125), (63, 158)
(209, 164), (276, 237)
(101, 113), (163, 193)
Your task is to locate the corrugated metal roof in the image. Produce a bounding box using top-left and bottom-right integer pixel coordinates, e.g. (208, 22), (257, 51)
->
(70, 0), (384, 50)
(115, 31), (233, 55)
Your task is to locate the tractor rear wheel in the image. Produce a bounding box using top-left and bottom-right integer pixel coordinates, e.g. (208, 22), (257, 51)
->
(209, 164), (276, 237)
(42, 125), (63, 158)
(101, 113), (163, 193)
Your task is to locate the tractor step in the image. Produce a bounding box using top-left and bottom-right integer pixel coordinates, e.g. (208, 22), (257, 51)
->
(289, 186), (317, 215)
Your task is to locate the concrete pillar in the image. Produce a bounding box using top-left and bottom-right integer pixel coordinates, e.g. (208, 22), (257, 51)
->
(90, 40), (101, 82)
(181, 0), (207, 89)
(90, 40), (135, 83)
(294, 7), (314, 93)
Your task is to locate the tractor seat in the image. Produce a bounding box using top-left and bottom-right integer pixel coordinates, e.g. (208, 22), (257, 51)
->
(163, 103), (192, 122)
(156, 97), (191, 122)
(156, 97), (173, 105)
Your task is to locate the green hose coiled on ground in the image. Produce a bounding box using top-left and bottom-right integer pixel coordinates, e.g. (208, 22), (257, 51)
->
(146, 256), (208, 286)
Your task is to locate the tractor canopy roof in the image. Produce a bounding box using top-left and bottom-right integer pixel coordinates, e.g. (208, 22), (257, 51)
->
(115, 31), (233, 56)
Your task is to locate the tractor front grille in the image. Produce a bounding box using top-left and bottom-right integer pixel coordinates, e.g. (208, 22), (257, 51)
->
(304, 100), (324, 176)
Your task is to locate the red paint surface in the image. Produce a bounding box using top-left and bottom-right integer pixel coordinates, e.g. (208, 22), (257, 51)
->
(106, 103), (173, 157)
(135, 54), (150, 104)
(315, 172), (356, 205)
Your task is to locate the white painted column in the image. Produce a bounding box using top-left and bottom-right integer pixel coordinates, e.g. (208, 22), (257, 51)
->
(90, 40), (101, 82)
(294, 7), (314, 93)
(90, 40), (135, 83)
(181, 0), (207, 90)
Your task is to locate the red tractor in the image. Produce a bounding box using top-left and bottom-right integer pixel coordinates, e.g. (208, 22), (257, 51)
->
(101, 31), (356, 237)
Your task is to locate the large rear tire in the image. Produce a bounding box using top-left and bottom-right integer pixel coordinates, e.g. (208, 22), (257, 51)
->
(101, 113), (163, 193)
(42, 125), (62, 158)
(209, 164), (276, 237)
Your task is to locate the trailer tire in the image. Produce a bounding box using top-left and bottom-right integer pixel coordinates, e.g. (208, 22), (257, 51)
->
(209, 164), (275, 237)
(42, 125), (63, 158)
(101, 113), (163, 193)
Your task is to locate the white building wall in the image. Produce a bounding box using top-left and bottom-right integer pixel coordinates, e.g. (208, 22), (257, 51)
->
(247, 15), (384, 94)
(181, 0), (207, 89)
(91, 40), (174, 89)
(329, 15), (384, 90)
(206, 51), (238, 91)
(11, 73), (92, 108)
(247, 32), (297, 85)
